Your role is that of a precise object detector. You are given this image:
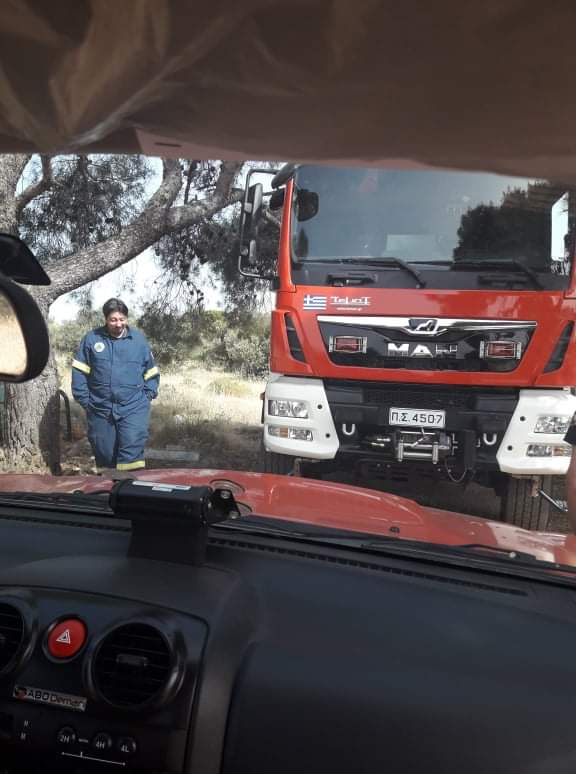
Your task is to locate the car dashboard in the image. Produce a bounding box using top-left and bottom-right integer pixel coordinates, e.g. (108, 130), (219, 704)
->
(0, 503), (575, 774)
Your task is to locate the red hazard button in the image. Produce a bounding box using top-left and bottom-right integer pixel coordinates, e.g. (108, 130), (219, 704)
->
(47, 619), (87, 659)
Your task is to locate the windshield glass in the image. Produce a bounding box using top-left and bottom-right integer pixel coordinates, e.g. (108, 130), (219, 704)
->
(0, 155), (574, 574)
(292, 166), (575, 279)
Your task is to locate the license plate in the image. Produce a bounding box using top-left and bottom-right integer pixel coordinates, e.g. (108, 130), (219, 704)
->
(389, 407), (446, 428)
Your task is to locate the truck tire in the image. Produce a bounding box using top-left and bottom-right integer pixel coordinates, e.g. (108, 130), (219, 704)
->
(500, 476), (553, 531)
(262, 449), (297, 476)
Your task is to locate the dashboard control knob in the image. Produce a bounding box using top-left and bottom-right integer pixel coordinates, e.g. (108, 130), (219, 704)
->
(56, 726), (76, 746)
(92, 731), (113, 752)
(117, 736), (137, 756)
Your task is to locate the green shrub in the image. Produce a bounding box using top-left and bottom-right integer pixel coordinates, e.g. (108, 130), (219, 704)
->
(202, 329), (269, 378)
(49, 311), (103, 358)
(51, 307), (270, 375)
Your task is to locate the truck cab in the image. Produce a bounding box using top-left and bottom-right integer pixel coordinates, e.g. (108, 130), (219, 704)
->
(239, 164), (576, 529)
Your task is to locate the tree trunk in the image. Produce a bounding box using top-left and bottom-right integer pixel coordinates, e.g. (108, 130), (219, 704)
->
(3, 290), (61, 474)
(0, 155), (61, 473)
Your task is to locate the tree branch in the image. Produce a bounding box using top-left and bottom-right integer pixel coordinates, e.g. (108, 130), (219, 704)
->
(147, 157), (183, 209)
(214, 161), (243, 202)
(46, 165), (243, 300)
(264, 209), (282, 229)
(14, 154), (32, 182)
(15, 156), (52, 213)
(166, 190), (243, 232)
(184, 161), (198, 204)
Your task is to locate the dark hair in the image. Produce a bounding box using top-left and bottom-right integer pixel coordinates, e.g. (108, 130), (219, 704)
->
(103, 298), (128, 318)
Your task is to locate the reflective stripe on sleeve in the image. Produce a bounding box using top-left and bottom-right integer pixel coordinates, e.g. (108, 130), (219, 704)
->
(144, 366), (159, 381)
(72, 359), (91, 375)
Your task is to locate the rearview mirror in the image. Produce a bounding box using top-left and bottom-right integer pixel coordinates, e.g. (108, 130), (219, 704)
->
(0, 272), (50, 381)
(551, 192), (569, 262)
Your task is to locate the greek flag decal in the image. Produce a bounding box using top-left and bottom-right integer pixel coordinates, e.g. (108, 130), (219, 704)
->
(303, 294), (327, 310)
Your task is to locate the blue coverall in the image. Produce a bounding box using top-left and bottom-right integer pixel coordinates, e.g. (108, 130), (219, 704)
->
(71, 327), (160, 470)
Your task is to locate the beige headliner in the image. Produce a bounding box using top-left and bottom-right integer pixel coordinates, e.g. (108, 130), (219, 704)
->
(2, 1), (575, 178)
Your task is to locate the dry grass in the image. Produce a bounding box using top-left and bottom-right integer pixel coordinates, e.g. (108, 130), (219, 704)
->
(59, 358), (265, 472)
(157, 367), (262, 425)
(147, 366), (264, 469)
(207, 375), (253, 398)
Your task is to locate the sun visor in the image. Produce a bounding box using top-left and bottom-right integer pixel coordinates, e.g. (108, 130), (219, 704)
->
(1, 1), (576, 180)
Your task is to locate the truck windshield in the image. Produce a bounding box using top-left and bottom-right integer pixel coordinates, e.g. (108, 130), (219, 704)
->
(292, 166), (574, 282)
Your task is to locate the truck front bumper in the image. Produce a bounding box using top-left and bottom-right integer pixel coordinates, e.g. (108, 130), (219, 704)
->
(496, 389), (576, 475)
(264, 374), (339, 459)
(264, 377), (576, 475)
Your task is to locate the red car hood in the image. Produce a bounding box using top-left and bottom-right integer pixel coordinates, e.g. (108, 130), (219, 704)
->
(0, 469), (575, 566)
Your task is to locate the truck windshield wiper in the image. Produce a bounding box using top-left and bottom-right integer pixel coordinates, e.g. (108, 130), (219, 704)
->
(338, 257), (426, 287)
(451, 259), (543, 290)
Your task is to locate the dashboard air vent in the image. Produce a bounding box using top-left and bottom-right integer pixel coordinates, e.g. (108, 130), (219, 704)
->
(92, 623), (176, 710)
(0, 603), (25, 674)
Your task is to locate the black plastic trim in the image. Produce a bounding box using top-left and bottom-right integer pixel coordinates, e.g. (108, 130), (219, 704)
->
(285, 314), (306, 362)
(544, 322), (574, 372)
(291, 261), (569, 291)
(0, 273), (50, 381)
(0, 234), (50, 286)
(319, 320), (535, 372)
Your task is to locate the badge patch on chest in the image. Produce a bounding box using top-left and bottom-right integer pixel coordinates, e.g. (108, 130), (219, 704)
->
(93, 342), (105, 353)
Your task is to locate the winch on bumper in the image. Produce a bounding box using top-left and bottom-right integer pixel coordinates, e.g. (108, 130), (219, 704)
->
(366, 429), (454, 464)
(263, 376), (576, 476)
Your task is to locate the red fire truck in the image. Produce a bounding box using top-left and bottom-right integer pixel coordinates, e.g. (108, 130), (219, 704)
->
(239, 164), (576, 529)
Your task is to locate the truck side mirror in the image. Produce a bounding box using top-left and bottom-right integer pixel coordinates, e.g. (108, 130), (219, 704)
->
(237, 167), (281, 281)
(296, 189), (319, 222)
(551, 192), (569, 262)
(247, 183), (264, 233)
(239, 182), (264, 270)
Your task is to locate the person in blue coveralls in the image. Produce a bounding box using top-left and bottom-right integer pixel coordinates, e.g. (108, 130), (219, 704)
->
(71, 298), (160, 471)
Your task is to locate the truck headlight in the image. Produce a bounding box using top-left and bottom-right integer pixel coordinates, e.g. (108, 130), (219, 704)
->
(268, 399), (309, 419)
(526, 444), (572, 457)
(534, 415), (572, 434)
(268, 426), (313, 441)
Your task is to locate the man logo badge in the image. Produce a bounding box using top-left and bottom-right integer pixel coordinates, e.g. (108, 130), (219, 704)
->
(405, 319), (447, 336)
(94, 342), (105, 353)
